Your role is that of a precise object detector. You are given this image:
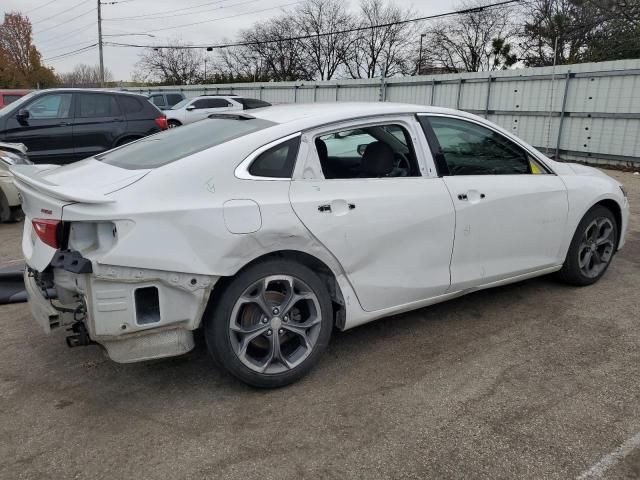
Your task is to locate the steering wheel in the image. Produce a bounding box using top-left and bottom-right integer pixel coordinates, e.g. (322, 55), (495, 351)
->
(393, 152), (411, 172)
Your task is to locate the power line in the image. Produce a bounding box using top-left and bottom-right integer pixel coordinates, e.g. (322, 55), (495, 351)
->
(104, 0), (236, 21)
(107, 0), (303, 34)
(31, 0), (89, 26)
(43, 43), (98, 61)
(105, 0), (522, 50)
(37, 21), (95, 45)
(104, 0), (262, 22)
(25, 0), (58, 14)
(33, 7), (96, 35)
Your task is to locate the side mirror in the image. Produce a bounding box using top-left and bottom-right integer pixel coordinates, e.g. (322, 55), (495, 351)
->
(16, 109), (30, 120)
(357, 144), (368, 156)
(185, 105), (196, 111)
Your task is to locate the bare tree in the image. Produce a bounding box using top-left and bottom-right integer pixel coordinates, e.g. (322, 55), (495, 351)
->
(294, 0), (355, 80)
(134, 40), (203, 85)
(58, 64), (114, 87)
(343, 0), (416, 79)
(423, 0), (518, 73)
(238, 16), (312, 81)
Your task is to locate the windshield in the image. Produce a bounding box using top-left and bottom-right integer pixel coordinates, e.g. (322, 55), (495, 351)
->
(96, 117), (276, 169)
(171, 98), (192, 110)
(0, 91), (37, 115)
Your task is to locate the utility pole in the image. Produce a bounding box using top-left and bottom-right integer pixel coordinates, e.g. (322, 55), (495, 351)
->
(418, 33), (426, 76)
(97, 0), (104, 87)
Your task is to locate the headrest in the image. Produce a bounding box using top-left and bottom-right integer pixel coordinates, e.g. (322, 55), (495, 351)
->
(361, 142), (394, 177)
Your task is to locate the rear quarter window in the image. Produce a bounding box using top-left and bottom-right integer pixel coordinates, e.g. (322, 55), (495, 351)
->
(96, 117), (276, 169)
(119, 95), (145, 114)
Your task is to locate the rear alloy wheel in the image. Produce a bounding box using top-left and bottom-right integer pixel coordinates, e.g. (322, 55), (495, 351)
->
(167, 120), (181, 128)
(205, 260), (333, 387)
(559, 205), (618, 286)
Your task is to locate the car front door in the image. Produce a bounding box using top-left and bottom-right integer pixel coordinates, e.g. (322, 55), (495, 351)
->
(73, 92), (126, 159)
(1, 92), (74, 164)
(418, 114), (568, 291)
(289, 118), (456, 312)
(185, 98), (231, 124)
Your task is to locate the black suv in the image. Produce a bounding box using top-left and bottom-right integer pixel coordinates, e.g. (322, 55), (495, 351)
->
(0, 89), (167, 164)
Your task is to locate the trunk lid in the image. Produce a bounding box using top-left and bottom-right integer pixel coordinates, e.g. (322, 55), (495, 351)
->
(11, 158), (150, 271)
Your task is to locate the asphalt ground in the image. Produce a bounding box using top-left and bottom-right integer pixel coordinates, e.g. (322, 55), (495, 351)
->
(0, 169), (638, 479)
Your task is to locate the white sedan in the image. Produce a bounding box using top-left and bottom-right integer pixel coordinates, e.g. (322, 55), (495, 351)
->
(164, 95), (270, 128)
(12, 103), (629, 387)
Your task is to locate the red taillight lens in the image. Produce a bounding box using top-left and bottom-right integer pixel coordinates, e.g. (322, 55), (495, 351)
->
(154, 116), (168, 130)
(32, 219), (60, 248)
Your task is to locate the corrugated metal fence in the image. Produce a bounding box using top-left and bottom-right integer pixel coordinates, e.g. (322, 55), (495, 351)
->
(124, 59), (640, 165)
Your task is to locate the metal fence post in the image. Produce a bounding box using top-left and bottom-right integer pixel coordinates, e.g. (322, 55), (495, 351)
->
(380, 75), (387, 102)
(456, 78), (464, 109)
(259, 85), (263, 100)
(335, 84), (339, 102)
(555, 71), (573, 160)
(294, 85), (298, 103)
(485, 75), (493, 118)
(313, 85), (317, 103)
(430, 79), (436, 105)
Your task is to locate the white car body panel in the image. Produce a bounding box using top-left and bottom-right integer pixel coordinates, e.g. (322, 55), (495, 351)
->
(12, 102), (629, 363)
(164, 96), (242, 126)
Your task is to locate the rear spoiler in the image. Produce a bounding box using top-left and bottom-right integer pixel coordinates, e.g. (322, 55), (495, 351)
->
(10, 165), (116, 204)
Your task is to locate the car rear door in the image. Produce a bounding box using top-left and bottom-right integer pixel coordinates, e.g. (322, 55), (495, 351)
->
(73, 92), (126, 159)
(1, 92), (75, 164)
(418, 114), (568, 291)
(289, 118), (455, 313)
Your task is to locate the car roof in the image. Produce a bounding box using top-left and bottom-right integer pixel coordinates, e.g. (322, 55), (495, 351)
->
(247, 102), (477, 129)
(28, 88), (147, 97)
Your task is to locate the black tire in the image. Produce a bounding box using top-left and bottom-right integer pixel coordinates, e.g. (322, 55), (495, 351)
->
(167, 120), (181, 128)
(115, 137), (139, 147)
(204, 259), (333, 388)
(559, 205), (618, 286)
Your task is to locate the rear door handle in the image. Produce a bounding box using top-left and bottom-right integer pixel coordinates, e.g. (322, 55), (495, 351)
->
(318, 204), (331, 213)
(458, 192), (486, 201)
(58, 121), (70, 127)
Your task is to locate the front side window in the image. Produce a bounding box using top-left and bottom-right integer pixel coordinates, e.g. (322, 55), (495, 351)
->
(248, 137), (300, 178)
(423, 116), (545, 175)
(77, 93), (120, 118)
(314, 124), (419, 179)
(25, 93), (72, 119)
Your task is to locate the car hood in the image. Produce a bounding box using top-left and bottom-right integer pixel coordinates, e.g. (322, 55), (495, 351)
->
(565, 162), (621, 183)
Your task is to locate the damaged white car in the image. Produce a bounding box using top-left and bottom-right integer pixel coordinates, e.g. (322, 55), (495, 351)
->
(13, 103), (629, 387)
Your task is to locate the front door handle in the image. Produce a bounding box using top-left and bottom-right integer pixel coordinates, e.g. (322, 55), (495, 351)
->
(58, 121), (70, 127)
(318, 204), (331, 213)
(458, 191), (486, 202)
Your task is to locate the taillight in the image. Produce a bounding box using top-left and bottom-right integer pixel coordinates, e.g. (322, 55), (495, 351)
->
(155, 116), (168, 130)
(32, 219), (60, 248)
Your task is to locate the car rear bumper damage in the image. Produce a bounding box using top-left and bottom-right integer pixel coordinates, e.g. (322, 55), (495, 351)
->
(25, 250), (219, 363)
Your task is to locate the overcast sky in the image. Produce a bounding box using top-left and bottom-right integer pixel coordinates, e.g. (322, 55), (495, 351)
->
(3, 0), (454, 81)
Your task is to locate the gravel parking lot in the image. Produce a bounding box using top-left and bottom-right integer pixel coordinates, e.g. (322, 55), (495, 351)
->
(0, 168), (638, 480)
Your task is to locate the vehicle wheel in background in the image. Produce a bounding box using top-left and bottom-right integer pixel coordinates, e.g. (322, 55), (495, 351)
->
(8, 206), (24, 223)
(204, 259), (333, 388)
(559, 205), (618, 286)
(167, 120), (181, 128)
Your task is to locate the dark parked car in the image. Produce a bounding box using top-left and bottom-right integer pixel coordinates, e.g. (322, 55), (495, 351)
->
(0, 89), (168, 164)
(147, 91), (185, 110)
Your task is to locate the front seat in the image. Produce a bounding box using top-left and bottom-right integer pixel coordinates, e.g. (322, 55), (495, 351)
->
(360, 142), (395, 177)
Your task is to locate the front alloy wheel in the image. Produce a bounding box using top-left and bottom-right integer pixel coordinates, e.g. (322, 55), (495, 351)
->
(205, 260), (333, 387)
(559, 205), (618, 286)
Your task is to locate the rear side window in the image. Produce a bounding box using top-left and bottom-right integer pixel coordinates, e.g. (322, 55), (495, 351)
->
(166, 94), (183, 105)
(3, 94), (22, 105)
(248, 137), (300, 178)
(77, 93), (120, 118)
(97, 117), (276, 169)
(193, 98), (231, 109)
(150, 95), (165, 107)
(119, 95), (144, 114)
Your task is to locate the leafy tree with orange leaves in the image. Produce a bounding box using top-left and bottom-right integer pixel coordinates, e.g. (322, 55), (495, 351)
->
(0, 12), (57, 88)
